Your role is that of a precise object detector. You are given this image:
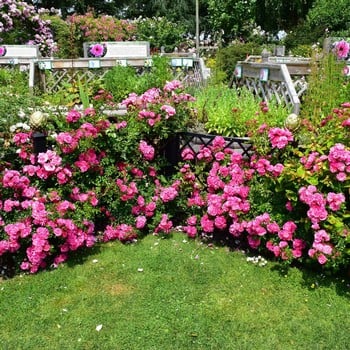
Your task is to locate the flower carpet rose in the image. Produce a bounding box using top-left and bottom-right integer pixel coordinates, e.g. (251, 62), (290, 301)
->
(2, 80), (350, 275)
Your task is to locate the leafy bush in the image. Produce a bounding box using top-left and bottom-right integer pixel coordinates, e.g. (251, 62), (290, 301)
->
(191, 84), (288, 137)
(0, 1), (57, 56)
(301, 52), (350, 121)
(62, 12), (137, 58)
(103, 56), (173, 103)
(215, 43), (263, 82)
(135, 17), (186, 53)
(0, 67), (42, 162)
(44, 15), (79, 59)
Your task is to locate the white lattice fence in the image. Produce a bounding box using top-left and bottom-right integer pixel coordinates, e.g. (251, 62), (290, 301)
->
(40, 68), (109, 93)
(231, 61), (310, 114)
(37, 56), (207, 93)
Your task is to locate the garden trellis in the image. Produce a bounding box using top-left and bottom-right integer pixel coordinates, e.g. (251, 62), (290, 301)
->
(230, 56), (311, 115)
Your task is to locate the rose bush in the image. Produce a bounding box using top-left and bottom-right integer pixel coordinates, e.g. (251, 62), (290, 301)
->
(1, 75), (350, 275)
(0, 80), (195, 273)
(0, 0), (57, 56)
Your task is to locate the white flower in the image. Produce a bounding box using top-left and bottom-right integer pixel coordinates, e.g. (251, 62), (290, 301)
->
(96, 324), (103, 332)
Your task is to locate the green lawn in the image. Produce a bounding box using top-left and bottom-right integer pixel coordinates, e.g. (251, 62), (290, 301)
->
(1, 233), (350, 350)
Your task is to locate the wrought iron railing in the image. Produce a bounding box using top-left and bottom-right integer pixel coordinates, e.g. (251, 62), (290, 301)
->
(163, 131), (253, 174)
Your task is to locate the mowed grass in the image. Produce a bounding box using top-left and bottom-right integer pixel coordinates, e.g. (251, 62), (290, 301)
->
(1, 232), (350, 350)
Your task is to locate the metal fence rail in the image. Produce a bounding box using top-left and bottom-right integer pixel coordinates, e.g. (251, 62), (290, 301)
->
(163, 131), (253, 169)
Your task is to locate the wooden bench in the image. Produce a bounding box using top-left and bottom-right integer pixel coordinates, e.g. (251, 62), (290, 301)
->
(83, 41), (150, 59)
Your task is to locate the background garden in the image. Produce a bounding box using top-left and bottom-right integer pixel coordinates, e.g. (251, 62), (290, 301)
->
(0, 1), (350, 348)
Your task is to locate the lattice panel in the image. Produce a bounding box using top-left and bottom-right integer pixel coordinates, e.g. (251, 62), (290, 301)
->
(235, 77), (305, 111)
(41, 68), (109, 94)
(41, 61), (204, 94)
(172, 64), (203, 88)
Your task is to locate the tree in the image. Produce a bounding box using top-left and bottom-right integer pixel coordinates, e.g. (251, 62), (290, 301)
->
(207, 0), (257, 44)
(25, 0), (125, 17)
(306, 0), (350, 35)
(255, 0), (314, 32)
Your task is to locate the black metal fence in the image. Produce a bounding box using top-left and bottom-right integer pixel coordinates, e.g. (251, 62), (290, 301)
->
(163, 131), (253, 173)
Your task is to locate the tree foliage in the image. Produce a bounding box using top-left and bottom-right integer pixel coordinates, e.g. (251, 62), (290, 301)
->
(23, 0), (350, 48)
(207, 0), (257, 43)
(255, 0), (314, 32)
(306, 0), (350, 35)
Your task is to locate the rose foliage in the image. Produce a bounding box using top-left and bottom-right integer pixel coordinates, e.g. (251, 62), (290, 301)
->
(1, 80), (350, 274)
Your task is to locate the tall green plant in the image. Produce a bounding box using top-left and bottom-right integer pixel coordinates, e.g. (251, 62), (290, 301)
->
(301, 52), (350, 122)
(191, 84), (288, 137)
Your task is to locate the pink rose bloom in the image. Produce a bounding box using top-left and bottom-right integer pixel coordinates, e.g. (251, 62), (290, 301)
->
(75, 160), (90, 172)
(247, 235), (261, 249)
(163, 80), (182, 92)
(187, 215), (197, 226)
(268, 127), (293, 149)
(327, 192), (345, 211)
(160, 104), (176, 117)
(214, 216), (227, 230)
(56, 132), (74, 144)
(336, 172), (347, 182)
(184, 225), (197, 238)
(66, 110), (81, 123)
(136, 216), (147, 229)
(211, 136), (226, 149)
(314, 229), (330, 242)
(160, 187), (178, 202)
(139, 140), (155, 161)
(317, 254), (328, 265)
(181, 148), (195, 161)
(266, 241), (280, 257)
(272, 163), (284, 177)
(335, 40), (350, 59)
(266, 222), (280, 233)
(155, 214), (173, 234)
(285, 201), (293, 212)
(200, 214), (214, 233)
(292, 249), (303, 258)
(229, 222), (245, 237)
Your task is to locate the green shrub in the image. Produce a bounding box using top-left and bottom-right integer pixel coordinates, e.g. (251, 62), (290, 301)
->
(284, 22), (323, 52)
(44, 15), (79, 59)
(191, 84), (289, 137)
(301, 52), (350, 121)
(135, 17), (185, 53)
(103, 56), (173, 103)
(215, 43), (263, 83)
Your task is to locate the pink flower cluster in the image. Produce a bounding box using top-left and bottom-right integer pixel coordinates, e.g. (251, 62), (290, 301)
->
(299, 185), (345, 230)
(251, 156), (284, 177)
(308, 230), (333, 265)
(300, 151), (327, 173)
(0, 167), (97, 273)
(74, 148), (101, 173)
(268, 127), (293, 149)
(139, 140), (155, 161)
(103, 224), (137, 242)
(154, 214), (173, 235)
(328, 143), (350, 181)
